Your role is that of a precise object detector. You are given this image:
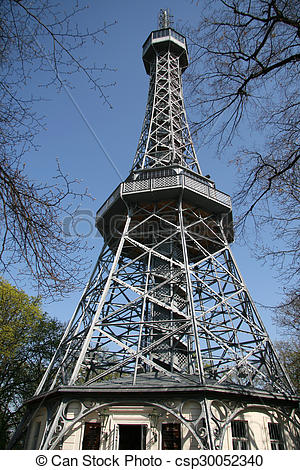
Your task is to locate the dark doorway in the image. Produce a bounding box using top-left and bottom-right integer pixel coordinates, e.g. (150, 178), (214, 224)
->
(118, 424), (146, 450)
(162, 423), (181, 450)
(82, 422), (101, 450)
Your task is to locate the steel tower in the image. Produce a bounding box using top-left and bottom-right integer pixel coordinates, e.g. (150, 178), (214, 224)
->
(13, 10), (300, 451)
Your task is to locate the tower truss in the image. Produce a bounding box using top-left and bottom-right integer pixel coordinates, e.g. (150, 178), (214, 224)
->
(36, 196), (293, 397)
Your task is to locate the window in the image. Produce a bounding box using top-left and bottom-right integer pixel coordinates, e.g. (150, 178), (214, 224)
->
(82, 423), (101, 450)
(153, 29), (169, 40)
(231, 420), (249, 450)
(162, 423), (181, 450)
(170, 30), (185, 44)
(268, 422), (284, 450)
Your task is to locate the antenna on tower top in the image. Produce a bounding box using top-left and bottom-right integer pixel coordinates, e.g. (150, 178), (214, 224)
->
(158, 8), (173, 29)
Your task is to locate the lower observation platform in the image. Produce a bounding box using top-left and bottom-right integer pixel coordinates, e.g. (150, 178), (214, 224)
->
(96, 166), (233, 242)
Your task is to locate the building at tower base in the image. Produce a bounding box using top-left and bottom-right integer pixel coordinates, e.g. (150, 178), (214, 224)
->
(25, 379), (300, 450)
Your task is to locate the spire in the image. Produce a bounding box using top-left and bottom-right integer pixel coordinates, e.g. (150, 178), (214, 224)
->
(158, 8), (173, 29)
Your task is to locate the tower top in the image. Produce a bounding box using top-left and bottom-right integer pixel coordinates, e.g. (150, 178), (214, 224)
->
(158, 8), (173, 29)
(135, 9), (200, 174)
(142, 15), (188, 75)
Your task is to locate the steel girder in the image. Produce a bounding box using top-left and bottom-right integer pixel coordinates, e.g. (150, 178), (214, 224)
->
(35, 198), (295, 397)
(24, 196), (297, 450)
(132, 50), (201, 174)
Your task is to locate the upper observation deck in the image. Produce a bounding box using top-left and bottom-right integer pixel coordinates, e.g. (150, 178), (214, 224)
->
(142, 28), (188, 74)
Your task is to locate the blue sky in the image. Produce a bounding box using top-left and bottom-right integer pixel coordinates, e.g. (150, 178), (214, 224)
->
(20, 0), (284, 340)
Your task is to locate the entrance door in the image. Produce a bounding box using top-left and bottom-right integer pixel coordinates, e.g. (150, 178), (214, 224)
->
(118, 424), (146, 450)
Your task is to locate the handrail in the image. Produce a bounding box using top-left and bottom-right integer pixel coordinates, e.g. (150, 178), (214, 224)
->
(96, 172), (231, 219)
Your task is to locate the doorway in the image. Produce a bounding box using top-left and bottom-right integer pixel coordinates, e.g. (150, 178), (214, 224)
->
(118, 424), (146, 450)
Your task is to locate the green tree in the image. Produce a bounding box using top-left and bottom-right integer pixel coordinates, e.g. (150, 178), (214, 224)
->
(275, 341), (300, 394)
(183, 0), (299, 307)
(274, 292), (300, 393)
(0, 278), (42, 360)
(0, 278), (64, 448)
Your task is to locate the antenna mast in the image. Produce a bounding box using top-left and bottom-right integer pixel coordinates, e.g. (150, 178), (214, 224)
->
(158, 8), (173, 28)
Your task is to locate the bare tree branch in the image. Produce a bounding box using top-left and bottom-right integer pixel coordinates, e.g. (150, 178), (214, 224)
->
(182, 0), (300, 299)
(0, 1), (116, 297)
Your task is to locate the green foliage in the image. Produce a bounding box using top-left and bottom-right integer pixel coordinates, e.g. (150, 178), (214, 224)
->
(0, 278), (64, 448)
(274, 292), (300, 394)
(275, 340), (300, 395)
(0, 278), (42, 360)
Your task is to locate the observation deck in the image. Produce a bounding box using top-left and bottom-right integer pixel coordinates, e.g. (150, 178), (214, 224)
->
(96, 166), (233, 243)
(142, 28), (188, 74)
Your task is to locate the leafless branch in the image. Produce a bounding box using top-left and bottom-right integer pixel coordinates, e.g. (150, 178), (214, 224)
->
(182, 0), (300, 299)
(0, 1), (116, 297)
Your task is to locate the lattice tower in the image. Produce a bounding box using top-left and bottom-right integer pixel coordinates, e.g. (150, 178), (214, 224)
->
(10, 16), (299, 451)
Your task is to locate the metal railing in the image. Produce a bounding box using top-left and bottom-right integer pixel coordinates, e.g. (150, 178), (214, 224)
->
(143, 29), (186, 55)
(97, 171), (231, 219)
(122, 173), (231, 209)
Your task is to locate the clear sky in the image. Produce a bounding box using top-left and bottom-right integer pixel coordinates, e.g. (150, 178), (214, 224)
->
(21, 0), (284, 341)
